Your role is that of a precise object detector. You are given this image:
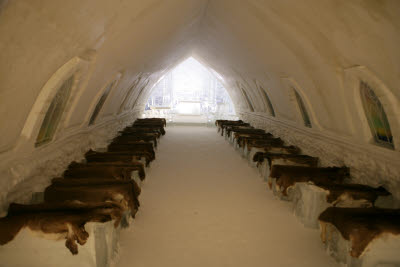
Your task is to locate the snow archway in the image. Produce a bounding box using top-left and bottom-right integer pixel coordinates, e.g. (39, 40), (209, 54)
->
(144, 58), (237, 124)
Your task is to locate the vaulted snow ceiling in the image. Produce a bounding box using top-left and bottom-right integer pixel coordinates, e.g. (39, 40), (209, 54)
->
(1, 1), (400, 207)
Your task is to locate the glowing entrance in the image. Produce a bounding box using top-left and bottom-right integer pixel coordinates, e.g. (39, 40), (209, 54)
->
(145, 58), (236, 124)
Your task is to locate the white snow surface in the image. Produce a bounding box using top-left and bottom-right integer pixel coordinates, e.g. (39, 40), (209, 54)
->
(116, 126), (338, 267)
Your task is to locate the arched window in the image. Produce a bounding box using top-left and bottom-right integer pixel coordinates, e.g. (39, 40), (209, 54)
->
(293, 89), (311, 128)
(118, 76), (142, 114)
(360, 81), (394, 148)
(131, 78), (150, 109)
(89, 80), (116, 125)
(35, 75), (74, 146)
(241, 88), (255, 112)
(260, 87), (275, 117)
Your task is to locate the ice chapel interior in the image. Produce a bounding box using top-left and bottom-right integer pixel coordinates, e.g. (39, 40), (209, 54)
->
(0, 1), (400, 267)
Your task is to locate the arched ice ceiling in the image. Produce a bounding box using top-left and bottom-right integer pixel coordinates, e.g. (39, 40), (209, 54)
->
(0, 0), (399, 152)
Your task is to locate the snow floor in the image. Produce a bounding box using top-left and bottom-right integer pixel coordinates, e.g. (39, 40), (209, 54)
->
(116, 126), (338, 267)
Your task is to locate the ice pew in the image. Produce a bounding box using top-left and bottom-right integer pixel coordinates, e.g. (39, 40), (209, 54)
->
(268, 165), (349, 200)
(64, 161), (146, 184)
(112, 134), (158, 148)
(136, 118), (166, 127)
(230, 129), (267, 146)
(0, 202), (123, 254)
(44, 178), (141, 219)
(250, 144), (300, 173)
(223, 125), (257, 142)
(255, 153), (319, 185)
(252, 146), (301, 177)
(318, 207), (400, 266)
(85, 149), (152, 167)
(291, 183), (391, 228)
(119, 127), (162, 139)
(242, 137), (284, 159)
(0, 118), (167, 266)
(131, 121), (165, 135)
(107, 142), (155, 162)
(232, 133), (272, 153)
(215, 120), (248, 136)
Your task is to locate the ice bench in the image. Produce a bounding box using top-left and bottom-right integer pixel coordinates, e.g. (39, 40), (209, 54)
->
(318, 207), (400, 267)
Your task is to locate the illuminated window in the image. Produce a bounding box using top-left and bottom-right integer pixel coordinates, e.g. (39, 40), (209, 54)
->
(294, 89), (311, 128)
(89, 81), (115, 125)
(35, 75), (74, 146)
(260, 87), (275, 116)
(242, 88), (255, 112)
(360, 81), (394, 148)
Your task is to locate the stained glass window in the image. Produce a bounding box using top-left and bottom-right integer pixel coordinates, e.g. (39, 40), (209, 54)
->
(294, 89), (311, 128)
(241, 88), (255, 112)
(35, 75), (74, 146)
(360, 81), (394, 148)
(89, 81), (115, 125)
(260, 87), (275, 117)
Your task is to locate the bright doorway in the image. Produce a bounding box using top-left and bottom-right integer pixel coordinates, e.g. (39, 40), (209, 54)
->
(145, 57), (237, 124)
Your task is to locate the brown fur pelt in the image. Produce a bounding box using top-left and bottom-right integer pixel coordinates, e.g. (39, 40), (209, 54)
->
(0, 202), (124, 255)
(45, 178), (141, 217)
(64, 161), (146, 181)
(270, 165), (349, 195)
(319, 207), (400, 258)
(85, 149), (153, 167)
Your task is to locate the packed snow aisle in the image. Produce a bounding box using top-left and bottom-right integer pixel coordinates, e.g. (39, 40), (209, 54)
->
(116, 126), (338, 267)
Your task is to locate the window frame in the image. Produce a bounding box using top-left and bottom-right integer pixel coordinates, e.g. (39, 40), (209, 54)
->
(88, 80), (116, 125)
(360, 81), (394, 149)
(293, 88), (312, 128)
(344, 66), (399, 150)
(35, 75), (75, 147)
(259, 85), (275, 117)
(240, 87), (255, 112)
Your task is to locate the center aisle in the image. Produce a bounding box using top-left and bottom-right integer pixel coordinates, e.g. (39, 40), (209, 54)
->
(116, 126), (338, 267)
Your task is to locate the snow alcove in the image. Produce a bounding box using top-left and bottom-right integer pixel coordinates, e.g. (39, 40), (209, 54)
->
(144, 57), (237, 124)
